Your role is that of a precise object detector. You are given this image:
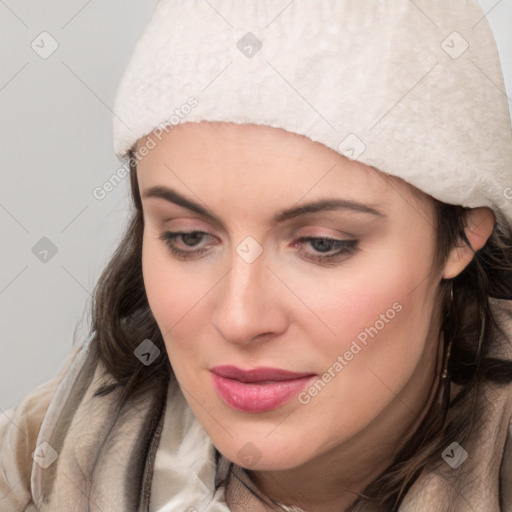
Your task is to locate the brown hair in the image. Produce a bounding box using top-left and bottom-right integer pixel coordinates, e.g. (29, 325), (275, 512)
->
(89, 150), (512, 509)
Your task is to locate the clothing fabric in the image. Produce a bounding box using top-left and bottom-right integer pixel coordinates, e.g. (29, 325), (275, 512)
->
(0, 297), (511, 511)
(112, 0), (512, 227)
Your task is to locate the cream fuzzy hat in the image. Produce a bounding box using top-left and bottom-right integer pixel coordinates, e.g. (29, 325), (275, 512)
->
(112, 0), (512, 228)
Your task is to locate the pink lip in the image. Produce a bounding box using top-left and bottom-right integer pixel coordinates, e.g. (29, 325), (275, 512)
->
(210, 365), (316, 412)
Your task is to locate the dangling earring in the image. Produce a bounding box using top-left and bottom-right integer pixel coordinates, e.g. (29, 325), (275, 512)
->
(441, 283), (454, 380)
(440, 337), (452, 380)
(436, 282), (454, 418)
(433, 282), (453, 414)
(440, 282), (453, 380)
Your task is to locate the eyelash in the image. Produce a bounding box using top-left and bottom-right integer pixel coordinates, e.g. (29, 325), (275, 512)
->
(158, 231), (359, 263)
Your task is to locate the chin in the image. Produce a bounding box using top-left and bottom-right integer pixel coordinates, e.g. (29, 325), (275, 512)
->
(214, 435), (315, 472)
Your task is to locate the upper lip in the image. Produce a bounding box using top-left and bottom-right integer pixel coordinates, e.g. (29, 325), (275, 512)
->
(210, 365), (315, 383)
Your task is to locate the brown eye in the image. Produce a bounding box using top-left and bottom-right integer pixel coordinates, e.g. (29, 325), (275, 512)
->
(180, 232), (206, 246)
(295, 237), (359, 263)
(158, 231), (216, 259)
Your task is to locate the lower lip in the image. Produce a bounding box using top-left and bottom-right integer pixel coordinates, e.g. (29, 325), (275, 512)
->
(210, 373), (315, 412)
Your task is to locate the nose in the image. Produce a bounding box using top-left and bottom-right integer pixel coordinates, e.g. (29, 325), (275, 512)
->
(211, 248), (288, 346)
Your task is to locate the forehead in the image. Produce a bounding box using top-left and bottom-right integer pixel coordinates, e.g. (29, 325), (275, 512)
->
(136, 122), (373, 185)
(136, 121), (340, 169)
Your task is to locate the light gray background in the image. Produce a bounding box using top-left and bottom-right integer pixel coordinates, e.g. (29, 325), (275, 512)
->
(1, 0), (512, 409)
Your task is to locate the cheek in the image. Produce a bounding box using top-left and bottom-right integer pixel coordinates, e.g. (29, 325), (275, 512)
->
(142, 236), (177, 325)
(292, 241), (436, 393)
(142, 232), (202, 326)
(141, 233), (218, 371)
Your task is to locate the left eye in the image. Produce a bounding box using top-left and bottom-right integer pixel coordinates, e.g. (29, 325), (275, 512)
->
(295, 236), (359, 262)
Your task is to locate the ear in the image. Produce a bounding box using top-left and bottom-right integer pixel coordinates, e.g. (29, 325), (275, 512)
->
(442, 207), (495, 280)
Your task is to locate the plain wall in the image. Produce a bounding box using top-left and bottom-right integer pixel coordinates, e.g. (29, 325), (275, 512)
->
(1, 0), (511, 410)
(0, 0), (159, 410)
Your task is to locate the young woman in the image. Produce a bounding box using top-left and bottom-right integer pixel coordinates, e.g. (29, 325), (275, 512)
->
(1, 1), (512, 511)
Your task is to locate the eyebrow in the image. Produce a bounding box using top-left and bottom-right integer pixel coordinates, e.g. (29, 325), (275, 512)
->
(141, 185), (385, 225)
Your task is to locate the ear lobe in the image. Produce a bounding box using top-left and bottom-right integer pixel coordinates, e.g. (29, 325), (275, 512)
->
(442, 207), (495, 280)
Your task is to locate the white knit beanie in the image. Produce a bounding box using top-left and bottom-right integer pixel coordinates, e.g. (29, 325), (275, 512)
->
(113, 0), (512, 228)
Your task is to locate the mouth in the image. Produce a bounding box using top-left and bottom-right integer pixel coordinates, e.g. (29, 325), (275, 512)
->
(209, 365), (317, 412)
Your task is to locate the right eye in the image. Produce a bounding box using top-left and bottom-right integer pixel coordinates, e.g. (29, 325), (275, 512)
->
(158, 230), (218, 259)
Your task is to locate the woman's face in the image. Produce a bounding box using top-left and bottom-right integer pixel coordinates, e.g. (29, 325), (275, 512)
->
(136, 121), (444, 472)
